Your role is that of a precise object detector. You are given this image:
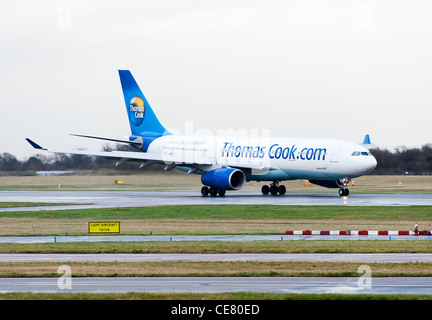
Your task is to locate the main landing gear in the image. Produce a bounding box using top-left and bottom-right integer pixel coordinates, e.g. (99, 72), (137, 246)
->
(201, 186), (226, 197)
(261, 182), (286, 195)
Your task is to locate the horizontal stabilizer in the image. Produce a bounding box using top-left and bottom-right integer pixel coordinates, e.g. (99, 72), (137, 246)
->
(70, 134), (143, 148)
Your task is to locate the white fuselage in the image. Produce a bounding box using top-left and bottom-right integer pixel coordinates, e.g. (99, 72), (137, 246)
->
(147, 135), (377, 182)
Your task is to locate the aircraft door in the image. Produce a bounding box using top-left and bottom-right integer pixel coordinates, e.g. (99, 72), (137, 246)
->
(330, 145), (341, 163)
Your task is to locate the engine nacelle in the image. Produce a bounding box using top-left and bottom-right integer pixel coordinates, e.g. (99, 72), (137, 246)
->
(201, 168), (246, 190)
(309, 179), (344, 189)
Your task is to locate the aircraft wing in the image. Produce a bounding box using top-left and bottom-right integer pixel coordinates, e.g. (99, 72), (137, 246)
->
(25, 138), (212, 166)
(25, 138), (273, 171)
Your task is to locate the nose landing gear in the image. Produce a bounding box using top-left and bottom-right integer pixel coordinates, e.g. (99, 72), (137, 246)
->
(338, 188), (349, 196)
(338, 178), (351, 196)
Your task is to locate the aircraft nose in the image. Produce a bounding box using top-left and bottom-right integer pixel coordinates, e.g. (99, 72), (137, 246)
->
(368, 155), (377, 172)
(358, 153), (377, 175)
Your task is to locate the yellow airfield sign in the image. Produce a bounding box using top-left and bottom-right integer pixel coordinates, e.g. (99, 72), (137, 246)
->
(89, 221), (120, 233)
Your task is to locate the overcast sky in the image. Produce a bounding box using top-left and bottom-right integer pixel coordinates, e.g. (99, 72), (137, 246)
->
(1, 0), (431, 159)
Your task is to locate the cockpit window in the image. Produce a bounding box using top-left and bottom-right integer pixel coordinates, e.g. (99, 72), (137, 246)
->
(352, 151), (371, 156)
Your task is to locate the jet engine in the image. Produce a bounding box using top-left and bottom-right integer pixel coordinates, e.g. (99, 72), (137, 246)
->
(201, 168), (246, 190)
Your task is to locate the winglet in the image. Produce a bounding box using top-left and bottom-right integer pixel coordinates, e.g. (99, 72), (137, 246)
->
(25, 138), (45, 150)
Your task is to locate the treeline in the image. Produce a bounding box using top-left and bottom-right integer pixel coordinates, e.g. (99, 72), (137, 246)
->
(0, 144), (162, 173)
(1, 144), (432, 175)
(369, 144), (432, 175)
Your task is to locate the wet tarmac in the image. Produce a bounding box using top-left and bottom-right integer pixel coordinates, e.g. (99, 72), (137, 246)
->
(1, 276), (432, 295)
(1, 190), (432, 212)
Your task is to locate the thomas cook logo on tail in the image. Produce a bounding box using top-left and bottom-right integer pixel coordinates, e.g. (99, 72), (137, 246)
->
(129, 96), (145, 126)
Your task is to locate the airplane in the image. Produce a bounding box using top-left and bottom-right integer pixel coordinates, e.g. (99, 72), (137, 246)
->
(26, 70), (377, 197)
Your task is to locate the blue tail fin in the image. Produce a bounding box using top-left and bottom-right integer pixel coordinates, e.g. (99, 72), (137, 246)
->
(362, 134), (371, 145)
(118, 70), (171, 145)
(361, 134), (372, 149)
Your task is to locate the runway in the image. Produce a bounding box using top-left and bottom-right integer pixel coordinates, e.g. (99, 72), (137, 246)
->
(1, 190), (432, 211)
(0, 233), (430, 244)
(1, 277), (431, 294)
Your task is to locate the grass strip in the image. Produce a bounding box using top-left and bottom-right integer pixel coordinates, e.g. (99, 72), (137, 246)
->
(0, 202), (77, 208)
(1, 261), (432, 278)
(1, 204), (432, 220)
(1, 240), (432, 254)
(1, 291), (431, 300)
(1, 204), (430, 236)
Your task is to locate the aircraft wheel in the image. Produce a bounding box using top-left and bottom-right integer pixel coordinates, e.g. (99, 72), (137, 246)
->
(261, 185), (270, 195)
(270, 185), (278, 195)
(209, 187), (218, 197)
(218, 189), (226, 197)
(339, 188), (349, 196)
(201, 186), (209, 196)
(278, 185), (286, 195)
